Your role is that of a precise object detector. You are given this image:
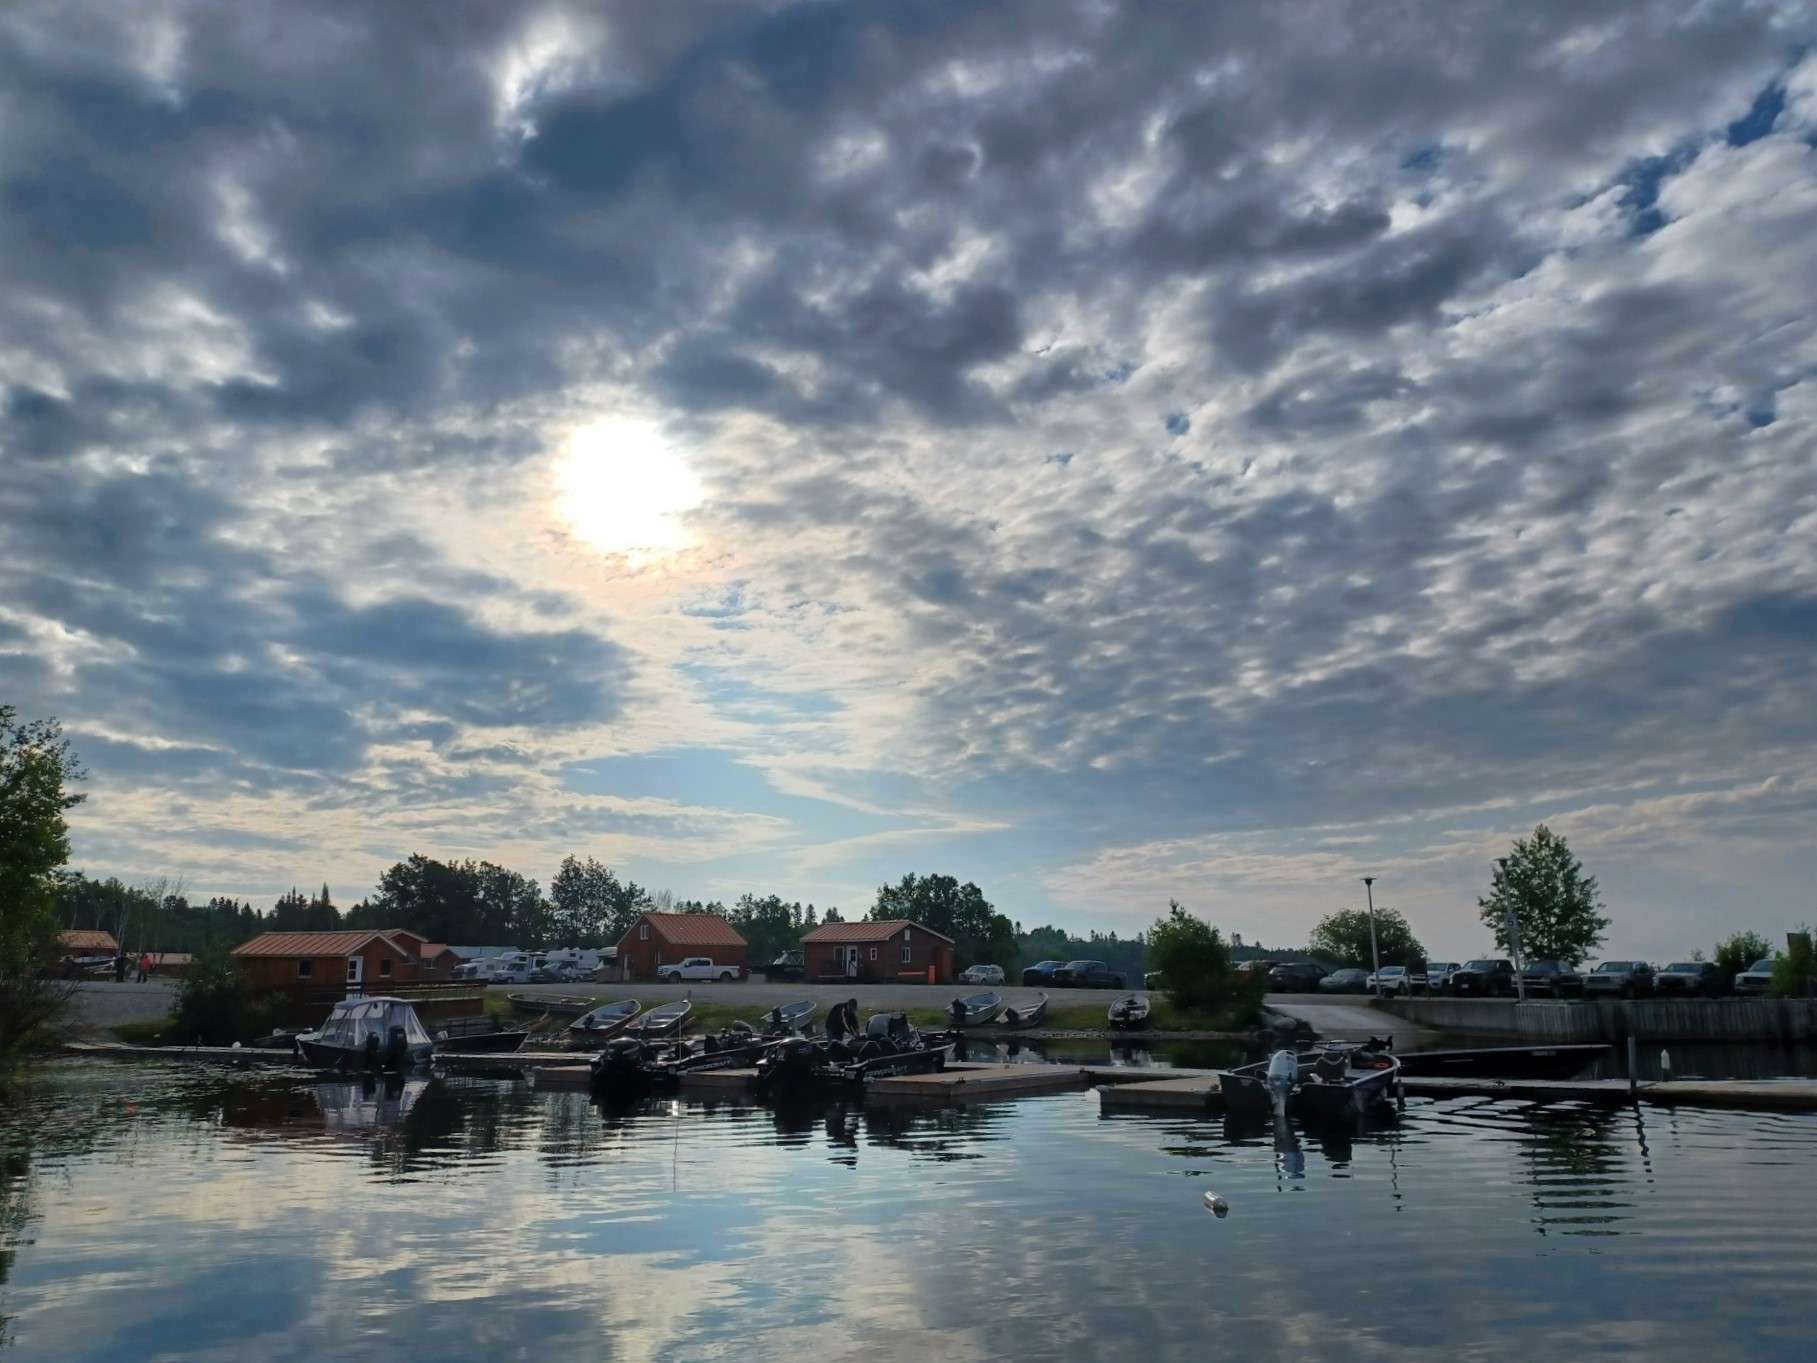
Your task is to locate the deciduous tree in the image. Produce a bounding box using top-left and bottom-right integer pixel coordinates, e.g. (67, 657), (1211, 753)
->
(1308, 906), (1426, 969)
(1478, 825), (1610, 967)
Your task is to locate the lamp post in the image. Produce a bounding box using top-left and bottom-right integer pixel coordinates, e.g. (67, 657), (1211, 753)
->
(1362, 876), (1381, 1000)
(1497, 857), (1527, 1004)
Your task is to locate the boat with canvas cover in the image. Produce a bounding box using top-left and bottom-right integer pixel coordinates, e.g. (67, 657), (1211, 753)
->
(295, 996), (435, 1070)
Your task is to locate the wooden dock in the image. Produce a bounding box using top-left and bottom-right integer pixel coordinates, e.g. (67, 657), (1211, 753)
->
(868, 1063), (1089, 1103)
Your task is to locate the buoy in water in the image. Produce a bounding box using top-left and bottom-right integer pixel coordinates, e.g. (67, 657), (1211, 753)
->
(1203, 1191), (1229, 1218)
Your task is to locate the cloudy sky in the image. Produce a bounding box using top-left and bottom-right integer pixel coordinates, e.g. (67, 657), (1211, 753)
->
(3, 2), (1814, 959)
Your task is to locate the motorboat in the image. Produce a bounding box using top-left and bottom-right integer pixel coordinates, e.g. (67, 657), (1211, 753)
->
(999, 993), (1048, 1029)
(509, 993), (596, 1017)
(627, 998), (692, 1038)
(754, 1013), (952, 1092)
(945, 991), (1005, 1028)
(1219, 1039), (1400, 1123)
(1107, 994), (1151, 1030)
(758, 999), (817, 1035)
(295, 996), (435, 1070)
(430, 1016), (531, 1053)
(589, 1025), (769, 1096)
(568, 999), (642, 1040)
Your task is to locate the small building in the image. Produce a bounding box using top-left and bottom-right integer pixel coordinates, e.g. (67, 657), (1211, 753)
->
(60, 929), (119, 957)
(231, 929), (424, 1002)
(615, 913), (748, 980)
(418, 943), (461, 980)
(800, 920), (954, 984)
(145, 951), (193, 977)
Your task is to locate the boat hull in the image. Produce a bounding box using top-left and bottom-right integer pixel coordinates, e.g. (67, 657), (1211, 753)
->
(433, 1028), (529, 1054)
(295, 1036), (434, 1071)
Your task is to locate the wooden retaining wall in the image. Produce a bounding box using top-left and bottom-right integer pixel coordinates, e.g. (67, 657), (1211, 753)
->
(1382, 997), (1817, 1044)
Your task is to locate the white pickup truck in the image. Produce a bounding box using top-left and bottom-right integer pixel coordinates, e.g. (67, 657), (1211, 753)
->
(658, 957), (741, 983)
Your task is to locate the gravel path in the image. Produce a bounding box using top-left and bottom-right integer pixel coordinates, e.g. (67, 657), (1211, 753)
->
(61, 980), (180, 1033)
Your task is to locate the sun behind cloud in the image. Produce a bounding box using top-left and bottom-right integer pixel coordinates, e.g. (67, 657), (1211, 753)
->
(556, 416), (703, 556)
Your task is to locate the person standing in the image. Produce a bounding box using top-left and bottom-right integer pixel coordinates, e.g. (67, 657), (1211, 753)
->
(114, 951), (126, 983)
(137, 952), (152, 983)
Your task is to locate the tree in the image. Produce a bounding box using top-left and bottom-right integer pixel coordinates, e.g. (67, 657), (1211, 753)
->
(1, 708), (85, 1071)
(1714, 930), (1774, 982)
(1478, 825), (1610, 967)
(1146, 901), (1255, 1021)
(725, 894), (804, 964)
(871, 873), (1016, 970)
(548, 855), (649, 946)
(1769, 930), (1814, 999)
(1309, 906), (1426, 969)
(361, 854), (550, 946)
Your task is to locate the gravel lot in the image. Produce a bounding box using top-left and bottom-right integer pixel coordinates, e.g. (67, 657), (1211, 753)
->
(61, 979), (180, 1032)
(498, 977), (1147, 1013)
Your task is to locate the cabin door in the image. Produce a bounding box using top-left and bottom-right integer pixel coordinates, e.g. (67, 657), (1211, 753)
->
(844, 947), (859, 977)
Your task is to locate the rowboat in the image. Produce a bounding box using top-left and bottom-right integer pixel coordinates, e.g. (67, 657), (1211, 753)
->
(999, 993), (1048, 1028)
(568, 999), (641, 1040)
(509, 993), (595, 1018)
(431, 1021), (531, 1054)
(1107, 994), (1151, 1030)
(1220, 1040), (1400, 1123)
(758, 999), (817, 1035)
(627, 998), (692, 1038)
(295, 997), (435, 1070)
(946, 991), (1005, 1028)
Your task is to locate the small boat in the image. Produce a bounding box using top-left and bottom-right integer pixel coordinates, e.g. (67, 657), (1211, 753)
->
(758, 1000), (817, 1035)
(295, 996), (436, 1070)
(509, 993), (596, 1018)
(431, 1022), (530, 1054)
(754, 1014), (951, 1092)
(1107, 994), (1151, 1030)
(999, 993), (1048, 1029)
(945, 991), (1005, 1028)
(627, 998), (692, 1038)
(568, 999), (642, 1040)
(590, 1025), (768, 1096)
(1220, 1040), (1400, 1123)
(1393, 1043), (1609, 1079)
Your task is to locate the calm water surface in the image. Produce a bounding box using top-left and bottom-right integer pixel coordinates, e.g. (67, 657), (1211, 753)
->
(3, 1059), (1814, 1362)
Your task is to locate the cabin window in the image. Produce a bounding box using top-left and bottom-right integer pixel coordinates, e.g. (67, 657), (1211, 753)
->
(902, 943), (913, 964)
(904, 928), (911, 941)
(639, 924), (649, 940)
(379, 959), (392, 978)
(869, 946), (878, 961)
(296, 960), (313, 979)
(346, 958), (359, 981)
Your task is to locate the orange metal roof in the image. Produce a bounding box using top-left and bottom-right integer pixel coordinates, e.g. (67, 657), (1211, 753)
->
(620, 912), (747, 948)
(61, 930), (119, 952)
(800, 919), (954, 944)
(231, 930), (413, 959)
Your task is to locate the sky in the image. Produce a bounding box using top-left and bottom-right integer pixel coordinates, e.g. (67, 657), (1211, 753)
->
(2, 2), (1814, 962)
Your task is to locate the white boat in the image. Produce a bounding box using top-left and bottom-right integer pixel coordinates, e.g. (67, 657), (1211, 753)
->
(946, 991), (1005, 1027)
(295, 996), (435, 1070)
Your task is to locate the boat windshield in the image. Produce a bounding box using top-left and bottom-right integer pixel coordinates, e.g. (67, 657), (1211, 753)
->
(314, 998), (432, 1051)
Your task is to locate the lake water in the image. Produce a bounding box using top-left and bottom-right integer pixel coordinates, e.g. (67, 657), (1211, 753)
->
(3, 1059), (1814, 1361)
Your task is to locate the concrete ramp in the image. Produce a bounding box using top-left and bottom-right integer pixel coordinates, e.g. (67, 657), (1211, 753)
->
(1268, 998), (1439, 1050)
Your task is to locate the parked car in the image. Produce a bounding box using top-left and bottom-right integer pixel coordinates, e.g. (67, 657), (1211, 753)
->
(763, 950), (806, 982)
(1266, 961), (1329, 992)
(529, 961), (581, 984)
(1520, 960), (1583, 998)
(658, 956), (741, 983)
(960, 963), (1005, 985)
(1022, 960), (1067, 986)
(1582, 960), (1655, 999)
(1318, 967), (1370, 994)
(489, 954), (536, 984)
(1655, 961), (1725, 997)
(1734, 957), (1777, 995)
(1449, 959), (1516, 997)
(1424, 962), (1459, 992)
(1366, 965), (1413, 996)
(451, 960), (491, 983)
(1056, 960), (1125, 989)
(1143, 971), (1165, 990)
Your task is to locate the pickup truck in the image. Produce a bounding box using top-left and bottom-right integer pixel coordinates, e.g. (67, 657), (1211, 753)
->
(1056, 960), (1125, 990)
(658, 956), (742, 983)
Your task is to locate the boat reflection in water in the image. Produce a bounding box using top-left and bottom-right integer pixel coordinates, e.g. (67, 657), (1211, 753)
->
(313, 1075), (431, 1133)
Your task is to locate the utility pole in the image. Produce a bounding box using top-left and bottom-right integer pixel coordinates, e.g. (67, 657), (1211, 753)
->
(1362, 876), (1382, 1000)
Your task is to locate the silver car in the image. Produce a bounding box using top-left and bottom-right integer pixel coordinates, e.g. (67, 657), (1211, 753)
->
(1734, 957), (1776, 995)
(1425, 962), (1459, 992)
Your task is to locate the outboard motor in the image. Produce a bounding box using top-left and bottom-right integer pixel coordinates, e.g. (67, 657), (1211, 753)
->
(362, 1032), (382, 1071)
(385, 1025), (409, 1071)
(591, 1036), (647, 1085)
(756, 1035), (819, 1089)
(1265, 1049), (1299, 1113)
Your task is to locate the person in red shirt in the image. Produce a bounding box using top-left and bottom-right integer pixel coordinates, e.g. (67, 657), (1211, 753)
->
(137, 952), (152, 983)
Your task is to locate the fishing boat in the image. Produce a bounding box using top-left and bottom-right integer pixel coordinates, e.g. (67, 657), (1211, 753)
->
(1107, 994), (1151, 1030)
(1219, 1040), (1400, 1123)
(999, 993), (1048, 1029)
(509, 993), (595, 1018)
(754, 1013), (952, 1092)
(590, 1025), (769, 1096)
(295, 996), (436, 1070)
(431, 1016), (531, 1053)
(1393, 1043), (1608, 1079)
(568, 999), (642, 1040)
(945, 991), (1005, 1028)
(626, 998), (692, 1038)
(758, 999), (817, 1035)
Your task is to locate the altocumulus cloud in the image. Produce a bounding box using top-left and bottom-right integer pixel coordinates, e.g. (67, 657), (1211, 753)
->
(0, 1), (1813, 956)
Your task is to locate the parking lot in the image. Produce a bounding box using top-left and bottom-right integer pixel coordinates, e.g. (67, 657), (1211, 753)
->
(498, 976), (1146, 1013)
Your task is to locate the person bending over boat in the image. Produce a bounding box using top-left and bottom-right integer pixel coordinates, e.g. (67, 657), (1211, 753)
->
(825, 998), (860, 1058)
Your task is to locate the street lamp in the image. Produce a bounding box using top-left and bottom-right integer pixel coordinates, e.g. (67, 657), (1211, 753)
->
(1361, 876), (1381, 1000)
(1497, 857), (1527, 1004)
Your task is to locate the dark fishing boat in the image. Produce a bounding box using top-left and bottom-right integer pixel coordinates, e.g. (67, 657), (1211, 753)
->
(510, 993), (595, 1018)
(1107, 994), (1151, 1030)
(295, 997), (436, 1070)
(754, 1013), (952, 1092)
(590, 1025), (768, 1096)
(1219, 1040), (1400, 1123)
(999, 993), (1048, 1029)
(627, 998), (692, 1039)
(946, 991), (1005, 1028)
(568, 999), (642, 1040)
(430, 1017), (530, 1053)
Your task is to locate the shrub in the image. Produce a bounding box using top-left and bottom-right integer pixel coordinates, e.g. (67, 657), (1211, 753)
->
(1714, 930), (1774, 983)
(173, 941), (250, 1044)
(1769, 931), (1814, 999)
(1148, 901), (1249, 1019)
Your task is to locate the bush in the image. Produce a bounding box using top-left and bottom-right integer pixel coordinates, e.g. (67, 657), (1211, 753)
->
(173, 942), (254, 1044)
(1147, 901), (1247, 1019)
(1769, 932), (1814, 999)
(1714, 930), (1774, 983)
